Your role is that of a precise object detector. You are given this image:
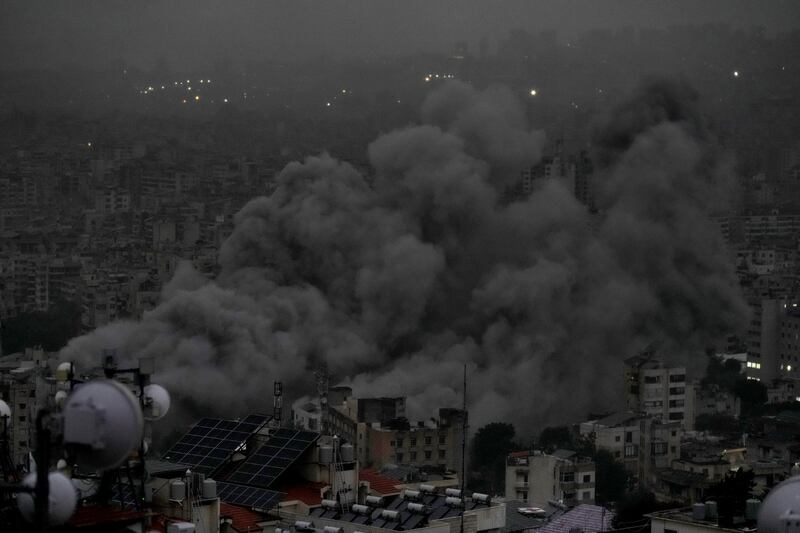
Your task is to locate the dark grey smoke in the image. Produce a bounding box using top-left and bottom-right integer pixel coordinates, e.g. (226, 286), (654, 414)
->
(60, 79), (747, 432)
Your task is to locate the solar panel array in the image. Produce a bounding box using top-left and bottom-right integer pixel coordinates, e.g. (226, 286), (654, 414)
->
(217, 481), (283, 510)
(226, 427), (319, 487)
(163, 414), (271, 475)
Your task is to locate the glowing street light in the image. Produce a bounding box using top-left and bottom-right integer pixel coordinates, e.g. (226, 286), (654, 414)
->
(530, 89), (537, 96)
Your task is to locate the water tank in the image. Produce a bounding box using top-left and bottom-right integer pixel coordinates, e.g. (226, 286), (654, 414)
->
(745, 499), (760, 520)
(352, 504), (370, 515)
(419, 484), (436, 494)
(321, 499), (339, 510)
(403, 489), (420, 500)
(294, 521), (315, 531)
(203, 479), (217, 499)
(381, 510), (399, 521)
(170, 480), (186, 500)
(705, 501), (718, 520)
(340, 443), (355, 463)
(445, 488), (462, 498)
(692, 503), (706, 520)
(319, 445), (333, 464)
(365, 495), (383, 507)
(323, 527), (342, 533)
(445, 497), (463, 507)
(407, 502), (426, 513)
(472, 493), (490, 504)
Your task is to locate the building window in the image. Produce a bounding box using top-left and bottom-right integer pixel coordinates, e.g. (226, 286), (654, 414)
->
(18, 416), (25, 422)
(425, 450), (432, 460)
(669, 374), (686, 383)
(624, 444), (637, 457)
(439, 435), (446, 445)
(410, 438), (417, 447)
(439, 450), (446, 459)
(561, 472), (575, 482)
(390, 440), (396, 447)
(582, 491), (591, 500)
(615, 435), (621, 442)
(614, 451), (621, 458)
(583, 474), (591, 483)
(652, 442), (667, 455)
(425, 436), (432, 446)
(396, 453), (404, 463)
(411, 451), (417, 461)
(644, 376), (661, 384)
(397, 438), (404, 447)
(625, 431), (633, 443)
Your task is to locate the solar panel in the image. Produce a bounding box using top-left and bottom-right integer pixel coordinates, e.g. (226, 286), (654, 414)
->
(163, 415), (271, 475)
(227, 428), (319, 488)
(217, 481), (282, 510)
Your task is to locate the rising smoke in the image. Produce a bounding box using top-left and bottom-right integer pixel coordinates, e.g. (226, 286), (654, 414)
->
(60, 79), (748, 433)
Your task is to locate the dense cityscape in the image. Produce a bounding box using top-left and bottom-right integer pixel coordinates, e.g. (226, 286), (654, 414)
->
(1, 3), (800, 533)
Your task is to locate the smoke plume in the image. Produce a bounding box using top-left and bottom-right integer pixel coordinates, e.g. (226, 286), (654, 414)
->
(60, 79), (747, 434)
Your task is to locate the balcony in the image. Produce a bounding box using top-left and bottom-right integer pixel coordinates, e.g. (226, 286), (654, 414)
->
(515, 480), (529, 489)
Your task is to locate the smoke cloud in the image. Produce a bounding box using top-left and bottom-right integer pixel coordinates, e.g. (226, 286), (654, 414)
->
(60, 79), (747, 434)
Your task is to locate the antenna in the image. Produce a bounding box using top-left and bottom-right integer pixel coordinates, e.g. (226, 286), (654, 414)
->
(273, 382), (283, 426)
(315, 363), (330, 435)
(460, 364), (468, 533)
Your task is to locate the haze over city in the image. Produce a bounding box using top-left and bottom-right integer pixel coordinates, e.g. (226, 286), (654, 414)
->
(0, 1), (800, 532)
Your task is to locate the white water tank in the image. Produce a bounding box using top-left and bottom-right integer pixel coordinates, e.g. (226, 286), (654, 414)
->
(170, 480), (186, 500)
(321, 499), (338, 509)
(365, 495), (383, 506)
(419, 484), (436, 494)
(472, 493), (491, 504)
(445, 497), (463, 507)
(352, 504), (370, 515)
(294, 520), (315, 531)
(403, 489), (420, 500)
(203, 479), (217, 499)
(55, 362), (73, 381)
(445, 488), (462, 498)
(323, 527), (343, 533)
(407, 502), (426, 513)
(381, 510), (399, 521)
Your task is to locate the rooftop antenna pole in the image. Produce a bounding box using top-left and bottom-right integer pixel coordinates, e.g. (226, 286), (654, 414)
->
(315, 363), (330, 436)
(273, 382), (283, 427)
(460, 364), (468, 533)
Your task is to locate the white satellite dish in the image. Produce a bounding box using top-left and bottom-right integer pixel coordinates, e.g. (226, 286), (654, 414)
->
(17, 471), (77, 526)
(143, 384), (171, 420)
(758, 475), (800, 533)
(62, 379), (144, 470)
(0, 399), (11, 419)
(54, 390), (68, 408)
(55, 362), (73, 381)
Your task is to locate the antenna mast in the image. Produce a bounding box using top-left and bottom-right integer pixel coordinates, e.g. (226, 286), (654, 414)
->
(273, 381), (283, 427)
(460, 364), (468, 533)
(315, 363), (330, 435)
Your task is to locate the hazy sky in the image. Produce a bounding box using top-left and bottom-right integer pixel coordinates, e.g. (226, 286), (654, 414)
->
(1, 0), (798, 70)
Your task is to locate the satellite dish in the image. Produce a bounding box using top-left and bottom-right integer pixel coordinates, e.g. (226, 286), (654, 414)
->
(17, 471), (77, 526)
(55, 362), (73, 381)
(142, 384), (171, 420)
(62, 379), (144, 470)
(0, 399), (11, 419)
(758, 475), (800, 533)
(54, 391), (68, 408)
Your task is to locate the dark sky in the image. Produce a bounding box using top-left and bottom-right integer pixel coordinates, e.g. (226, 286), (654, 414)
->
(1, 0), (798, 70)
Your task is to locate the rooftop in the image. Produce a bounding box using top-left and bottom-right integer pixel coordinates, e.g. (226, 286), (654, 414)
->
(537, 504), (614, 533)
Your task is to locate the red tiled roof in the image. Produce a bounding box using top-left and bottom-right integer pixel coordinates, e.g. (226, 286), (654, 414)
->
(68, 505), (150, 528)
(277, 480), (325, 506)
(220, 502), (266, 532)
(509, 450), (530, 458)
(359, 468), (402, 495)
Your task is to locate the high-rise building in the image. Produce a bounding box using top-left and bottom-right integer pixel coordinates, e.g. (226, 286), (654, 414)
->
(624, 352), (689, 427)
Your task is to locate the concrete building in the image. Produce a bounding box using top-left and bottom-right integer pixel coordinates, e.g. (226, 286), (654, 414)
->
(625, 353), (689, 427)
(745, 298), (800, 385)
(505, 449), (595, 507)
(580, 411), (682, 480)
